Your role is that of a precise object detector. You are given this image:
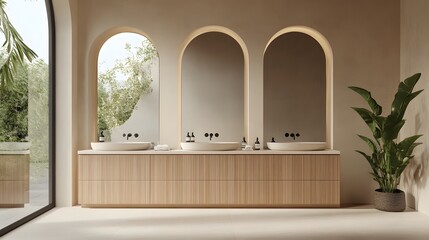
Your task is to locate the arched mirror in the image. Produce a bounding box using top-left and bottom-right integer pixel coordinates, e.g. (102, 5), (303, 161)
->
(97, 32), (159, 143)
(264, 32), (326, 145)
(181, 32), (244, 143)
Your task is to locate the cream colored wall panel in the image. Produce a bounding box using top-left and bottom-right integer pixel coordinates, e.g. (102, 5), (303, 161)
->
(79, 181), (150, 205)
(79, 155), (150, 180)
(303, 181), (340, 206)
(401, 0), (429, 215)
(303, 155), (340, 180)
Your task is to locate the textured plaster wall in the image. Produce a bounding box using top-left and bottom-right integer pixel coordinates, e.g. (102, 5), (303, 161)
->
(55, 0), (400, 206)
(400, 0), (429, 215)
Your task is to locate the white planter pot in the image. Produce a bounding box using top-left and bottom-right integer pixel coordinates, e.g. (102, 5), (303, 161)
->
(0, 142), (31, 151)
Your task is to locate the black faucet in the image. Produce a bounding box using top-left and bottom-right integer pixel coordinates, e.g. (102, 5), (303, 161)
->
(123, 133), (139, 140)
(205, 132), (219, 141)
(285, 132), (300, 140)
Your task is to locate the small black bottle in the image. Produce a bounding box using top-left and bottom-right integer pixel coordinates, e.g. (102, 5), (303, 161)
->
(241, 137), (247, 150)
(271, 137), (275, 142)
(191, 132), (195, 142)
(99, 131), (105, 142)
(254, 137), (261, 150)
(185, 132), (191, 142)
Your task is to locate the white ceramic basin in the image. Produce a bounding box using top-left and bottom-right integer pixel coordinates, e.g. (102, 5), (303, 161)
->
(267, 142), (327, 151)
(181, 142), (241, 151)
(91, 142), (151, 151)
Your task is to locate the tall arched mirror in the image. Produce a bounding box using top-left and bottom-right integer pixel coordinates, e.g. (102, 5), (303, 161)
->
(264, 32), (326, 145)
(97, 32), (159, 143)
(181, 32), (244, 143)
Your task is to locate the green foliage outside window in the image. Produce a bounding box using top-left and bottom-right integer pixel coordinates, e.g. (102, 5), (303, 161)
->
(98, 40), (157, 137)
(0, 62), (28, 142)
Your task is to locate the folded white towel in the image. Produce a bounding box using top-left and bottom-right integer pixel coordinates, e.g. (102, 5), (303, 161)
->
(154, 144), (170, 151)
(243, 145), (254, 151)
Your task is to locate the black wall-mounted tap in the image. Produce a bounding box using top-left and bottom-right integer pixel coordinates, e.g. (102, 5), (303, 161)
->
(285, 132), (300, 140)
(205, 132), (219, 141)
(123, 133), (139, 140)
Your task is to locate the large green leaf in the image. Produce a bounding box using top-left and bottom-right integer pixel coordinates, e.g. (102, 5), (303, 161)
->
(349, 86), (382, 115)
(351, 107), (378, 136)
(406, 143), (422, 157)
(357, 135), (379, 152)
(398, 135), (422, 156)
(0, 0), (38, 89)
(390, 73), (422, 121)
(382, 116), (405, 141)
(390, 90), (423, 122)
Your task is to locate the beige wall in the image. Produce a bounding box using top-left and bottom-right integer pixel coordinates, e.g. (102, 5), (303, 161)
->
(55, 0), (400, 206)
(400, 0), (429, 215)
(264, 32), (326, 145)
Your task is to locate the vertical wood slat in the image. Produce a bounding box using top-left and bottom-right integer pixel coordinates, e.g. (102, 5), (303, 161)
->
(79, 181), (150, 205)
(302, 155), (340, 180)
(78, 154), (340, 207)
(0, 154), (29, 206)
(151, 154), (303, 180)
(79, 154), (150, 180)
(0, 181), (28, 204)
(150, 180), (303, 205)
(0, 154), (29, 180)
(303, 181), (340, 206)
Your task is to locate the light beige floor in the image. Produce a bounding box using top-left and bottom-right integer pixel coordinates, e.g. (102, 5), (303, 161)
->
(2, 205), (429, 240)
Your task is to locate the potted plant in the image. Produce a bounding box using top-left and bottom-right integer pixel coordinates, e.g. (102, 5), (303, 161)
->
(349, 73), (423, 212)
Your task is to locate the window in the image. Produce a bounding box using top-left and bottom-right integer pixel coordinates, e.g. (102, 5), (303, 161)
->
(0, 0), (55, 236)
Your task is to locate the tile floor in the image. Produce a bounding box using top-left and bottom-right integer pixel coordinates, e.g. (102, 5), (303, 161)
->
(2, 205), (429, 240)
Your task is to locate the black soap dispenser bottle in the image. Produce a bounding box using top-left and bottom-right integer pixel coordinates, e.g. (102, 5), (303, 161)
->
(185, 132), (191, 142)
(254, 137), (261, 150)
(191, 132), (195, 142)
(241, 137), (247, 150)
(99, 131), (105, 142)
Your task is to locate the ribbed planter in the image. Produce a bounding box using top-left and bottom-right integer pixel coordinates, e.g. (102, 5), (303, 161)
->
(374, 189), (406, 212)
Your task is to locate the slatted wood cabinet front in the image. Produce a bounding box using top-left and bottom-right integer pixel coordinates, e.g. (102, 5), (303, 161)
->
(78, 154), (340, 207)
(0, 154), (29, 207)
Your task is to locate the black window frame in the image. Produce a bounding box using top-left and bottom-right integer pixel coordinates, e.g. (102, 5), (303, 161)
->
(0, 0), (55, 236)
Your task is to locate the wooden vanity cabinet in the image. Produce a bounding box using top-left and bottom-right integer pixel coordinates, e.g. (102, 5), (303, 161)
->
(0, 154), (29, 207)
(78, 154), (340, 207)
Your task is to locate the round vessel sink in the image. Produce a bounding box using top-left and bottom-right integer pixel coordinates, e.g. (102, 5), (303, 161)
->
(267, 142), (326, 151)
(181, 142), (241, 151)
(91, 142), (151, 151)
